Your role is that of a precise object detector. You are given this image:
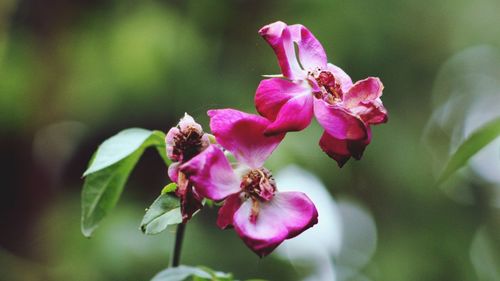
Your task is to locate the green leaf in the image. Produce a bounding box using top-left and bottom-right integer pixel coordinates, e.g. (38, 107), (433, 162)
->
(196, 266), (233, 280)
(81, 128), (169, 237)
(151, 266), (235, 281)
(151, 266), (211, 281)
(438, 117), (500, 184)
(141, 194), (182, 235)
(83, 128), (168, 176)
(81, 151), (142, 237)
(161, 183), (178, 194)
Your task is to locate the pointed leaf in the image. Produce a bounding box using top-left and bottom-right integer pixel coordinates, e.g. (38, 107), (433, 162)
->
(81, 151), (142, 237)
(141, 194), (182, 235)
(438, 117), (500, 184)
(83, 128), (168, 176)
(81, 128), (169, 237)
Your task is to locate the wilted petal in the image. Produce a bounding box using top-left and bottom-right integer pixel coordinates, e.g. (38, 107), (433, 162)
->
(288, 24), (327, 71)
(168, 162), (179, 182)
(327, 63), (353, 93)
(217, 194), (243, 229)
(255, 78), (314, 135)
(175, 172), (203, 222)
(208, 109), (285, 168)
(344, 77), (383, 109)
(355, 99), (388, 125)
(166, 127), (180, 162)
(319, 130), (371, 167)
(178, 113), (203, 133)
(233, 192), (318, 257)
(180, 145), (240, 201)
(178, 185), (203, 222)
(259, 21), (304, 80)
(318, 132), (351, 167)
(313, 98), (367, 140)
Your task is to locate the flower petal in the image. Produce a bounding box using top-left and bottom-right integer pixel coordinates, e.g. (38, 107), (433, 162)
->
(166, 127), (180, 162)
(208, 109), (285, 168)
(327, 63), (353, 93)
(355, 99), (388, 125)
(168, 162), (179, 182)
(175, 172), (203, 222)
(344, 77), (383, 108)
(259, 21), (304, 80)
(313, 98), (367, 140)
(217, 194), (243, 229)
(288, 24), (327, 71)
(178, 113), (203, 133)
(233, 192), (318, 257)
(180, 145), (240, 201)
(255, 78), (314, 135)
(319, 129), (371, 167)
(178, 184), (203, 222)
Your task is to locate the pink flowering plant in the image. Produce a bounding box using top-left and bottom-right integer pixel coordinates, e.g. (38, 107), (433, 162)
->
(80, 21), (387, 280)
(256, 21), (387, 166)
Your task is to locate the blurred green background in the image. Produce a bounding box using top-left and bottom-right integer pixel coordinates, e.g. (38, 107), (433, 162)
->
(1, 0), (500, 280)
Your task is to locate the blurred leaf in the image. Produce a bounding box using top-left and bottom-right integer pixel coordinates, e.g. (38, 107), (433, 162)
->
(151, 265), (234, 281)
(161, 183), (178, 194)
(141, 194), (182, 235)
(196, 266), (233, 280)
(470, 227), (500, 281)
(81, 151), (142, 237)
(81, 128), (169, 237)
(83, 128), (168, 176)
(438, 117), (500, 184)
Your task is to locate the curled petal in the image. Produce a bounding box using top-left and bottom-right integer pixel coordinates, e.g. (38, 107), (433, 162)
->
(255, 78), (314, 135)
(288, 24), (327, 71)
(327, 63), (353, 93)
(344, 77), (383, 108)
(233, 192), (318, 257)
(208, 109), (285, 168)
(178, 185), (203, 222)
(180, 145), (240, 201)
(175, 172), (203, 222)
(178, 113), (203, 133)
(355, 99), (388, 125)
(168, 162), (179, 182)
(166, 127), (180, 162)
(259, 21), (304, 80)
(313, 98), (367, 140)
(217, 194), (243, 229)
(319, 129), (371, 167)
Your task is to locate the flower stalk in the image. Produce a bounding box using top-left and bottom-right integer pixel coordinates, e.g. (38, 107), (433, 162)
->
(170, 222), (186, 267)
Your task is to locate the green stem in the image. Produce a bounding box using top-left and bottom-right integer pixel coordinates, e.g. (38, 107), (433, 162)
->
(170, 223), (186, 267)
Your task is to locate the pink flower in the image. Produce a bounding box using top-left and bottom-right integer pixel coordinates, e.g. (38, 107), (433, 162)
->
(180, 109), (318, 257)
(256, 21), (388, 167)
(166, 113), (210, 221)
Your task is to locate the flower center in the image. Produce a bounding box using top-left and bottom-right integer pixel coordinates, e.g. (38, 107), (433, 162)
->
(311, 70), (343, 104)
(173, 127), (208, 162)
(240, 168), (276, 223)
(241, 168), (276, 202)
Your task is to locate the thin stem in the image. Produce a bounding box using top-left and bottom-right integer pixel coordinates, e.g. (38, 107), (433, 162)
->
(170, 222), (186, 267)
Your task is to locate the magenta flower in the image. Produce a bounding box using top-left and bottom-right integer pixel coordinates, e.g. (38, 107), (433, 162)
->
(255, 21), (388, 167)
(180, 109), (318, 257)
(166, 113), (210, 222)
